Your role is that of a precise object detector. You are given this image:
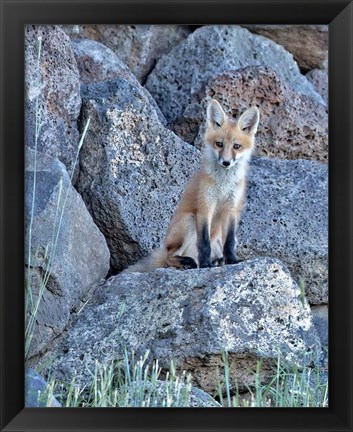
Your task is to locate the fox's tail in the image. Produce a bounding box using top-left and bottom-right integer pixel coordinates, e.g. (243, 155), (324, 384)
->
(124, 248), (168, 273)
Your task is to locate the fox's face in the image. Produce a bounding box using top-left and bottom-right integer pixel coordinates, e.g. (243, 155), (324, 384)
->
(204, 100), (260, 169)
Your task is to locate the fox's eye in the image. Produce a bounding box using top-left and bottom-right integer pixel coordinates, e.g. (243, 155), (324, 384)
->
(215, 141), (223, 148)
(233, 144), (242, 150)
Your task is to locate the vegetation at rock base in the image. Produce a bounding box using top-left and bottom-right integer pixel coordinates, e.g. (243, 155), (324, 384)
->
(35, 349), (328, 408)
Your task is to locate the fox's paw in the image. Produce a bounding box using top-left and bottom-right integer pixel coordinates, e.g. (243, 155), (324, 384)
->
(212, 257), (224, 267)
(174, 256), (198, 270)
(224, 253), (239, 265)
(199, 258), (212, 268)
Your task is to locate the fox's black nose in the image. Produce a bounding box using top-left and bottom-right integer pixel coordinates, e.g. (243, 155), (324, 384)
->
(223, 161), (231, 167)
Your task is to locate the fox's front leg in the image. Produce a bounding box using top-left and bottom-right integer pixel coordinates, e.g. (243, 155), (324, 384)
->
(196, 209), (214, 268)
(223, 217), (239, 265)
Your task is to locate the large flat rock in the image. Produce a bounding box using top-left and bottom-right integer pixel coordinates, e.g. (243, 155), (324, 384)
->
(43, 258), (321, 393)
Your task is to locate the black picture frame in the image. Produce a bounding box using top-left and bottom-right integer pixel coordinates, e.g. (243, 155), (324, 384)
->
(1, 0), (352, 431)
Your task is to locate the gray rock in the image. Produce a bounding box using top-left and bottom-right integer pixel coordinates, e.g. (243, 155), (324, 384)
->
(76, 79), (200, 271)
(145, 25), (324, 123)
(25, 147), (110, 357)
(311, 305), (328, 346)
(241, 25), (328, 73)
(71, 39), (166, 125)
(25, 25), (81, 178)
(306, 68), (328, 106)
(42, 258), (321, 394)
(25, 369), (61, 407)
(173, 66), (328, 162)
(189, 386), (221, 407)
(238, 157), (328, 305)
(61, 24), (191, 83)
(71, 38), (137, 84)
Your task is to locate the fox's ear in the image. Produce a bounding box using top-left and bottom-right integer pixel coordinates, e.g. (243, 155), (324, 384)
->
(207, 99), (227, 128)
(238, 107), (260, 135)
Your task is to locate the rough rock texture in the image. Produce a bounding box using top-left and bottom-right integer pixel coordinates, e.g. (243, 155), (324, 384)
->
(242, 25), (328, 72)
(25, 25), (81, 177)
(42, 258), (321, 393)
(311, 305), (328, 346)
(145, 25), (324, 123)
(71, 39), (166, 125)
(71, 38), (137, 84)
(25, 369), (61, 407)
(173, 66), (328, 162)
(306, 68), (328, 106)
(238, 157), (328, 305)
(76, 79), (200, 271)
(61, 24), (191, 83)
(25, 147), (110, 357)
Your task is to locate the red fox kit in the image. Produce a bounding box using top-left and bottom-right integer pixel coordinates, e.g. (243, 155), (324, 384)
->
(126, 99), (260, 272)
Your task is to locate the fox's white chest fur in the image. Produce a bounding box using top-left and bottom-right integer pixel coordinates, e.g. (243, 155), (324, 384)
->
(202, 150), (250, 209)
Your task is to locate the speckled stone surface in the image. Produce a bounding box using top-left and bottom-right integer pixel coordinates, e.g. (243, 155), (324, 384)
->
(43, 258), (321, 393)
(71, 38), (138, 84)
(306, 68), (328, 106)
(25, 147), (110, 357)
(25, 25), (81, 178)
(239, 157), (328, 305)
(71, 39), (166, 125)
(62, 24), (191, 83)
(145, 25), (324, 123)
(173, 66), (328, 162)
(76, 79), (200, 271)
(241, 25), (328, 73)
